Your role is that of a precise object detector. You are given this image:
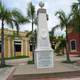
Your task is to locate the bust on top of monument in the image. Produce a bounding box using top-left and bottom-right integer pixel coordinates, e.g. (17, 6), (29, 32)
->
(39, 1), (44, 8)
(37, 1), (49, 20)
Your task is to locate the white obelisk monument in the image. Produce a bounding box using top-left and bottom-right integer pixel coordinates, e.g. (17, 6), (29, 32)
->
(35, 2), (54, 68)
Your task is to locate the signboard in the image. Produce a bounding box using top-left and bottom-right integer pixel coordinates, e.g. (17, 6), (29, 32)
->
(36, 50), (53, 68)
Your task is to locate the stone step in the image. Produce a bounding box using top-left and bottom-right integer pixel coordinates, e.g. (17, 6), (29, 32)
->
(13, 70), (80, 80)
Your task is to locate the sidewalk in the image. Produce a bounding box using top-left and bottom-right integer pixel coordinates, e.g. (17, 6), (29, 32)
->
(0, 57), (31, 80)
(54, 54), (80, 61)
(13, 60), (80, 80)
(0, 55), (80, 80)
(13, 62), (80, 80)
(31, 77), (80, 80)
(13, 55), (80, 80)
(5, 57), (32, 66)
(0, 67), (15, 80)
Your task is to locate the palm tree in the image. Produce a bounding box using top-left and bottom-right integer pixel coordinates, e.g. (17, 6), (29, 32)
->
(51, 25), (59, 37)
(55, 36), (66, 55)
(55, 10), (72, 62)
(71, 3), (80, 32)
(0, 2), (29, 66)
(49, 25), (58, 49)
(27, 2), (36, 62)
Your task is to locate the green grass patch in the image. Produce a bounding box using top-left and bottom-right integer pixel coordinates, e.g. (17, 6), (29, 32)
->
(0, 64), (12, 68)
(0, 55), (29, 60)
(56, 54), (63, 56)
(62, 60), (76, 64)
(27, 60), (34, 64)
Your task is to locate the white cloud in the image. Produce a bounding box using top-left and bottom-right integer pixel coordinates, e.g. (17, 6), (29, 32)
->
(0, 0), (32, 31)
(35, 0), (78, 35)
(0, 0), (78, 35)
(3, 0), (31, 15)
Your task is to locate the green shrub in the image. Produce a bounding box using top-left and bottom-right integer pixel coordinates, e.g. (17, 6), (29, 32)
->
(27, 60), (34, 64)
(0, 65), (12, 68)
(0, 55), (29, 60)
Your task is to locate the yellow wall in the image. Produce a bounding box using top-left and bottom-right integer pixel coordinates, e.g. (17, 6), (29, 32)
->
(0, 29), (30, 58)
(4, 37), (8, 58)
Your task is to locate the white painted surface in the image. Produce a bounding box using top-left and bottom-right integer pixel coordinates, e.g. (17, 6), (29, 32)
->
(8, 37), (11, 57)
(35, 8), (54, 68)
(37, 13), (51, 49)
(21, 40), (23, 56)
(35, 50), (54, 68)
(26, 39), (28, 56)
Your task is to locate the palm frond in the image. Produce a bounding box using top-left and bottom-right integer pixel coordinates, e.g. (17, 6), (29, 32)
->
(11, 19), (19, 35)
(71, 2), (80, 32)
(27, 2), (35, 19)
(12, 9), (29, 24)
(55, 10), (72, 30)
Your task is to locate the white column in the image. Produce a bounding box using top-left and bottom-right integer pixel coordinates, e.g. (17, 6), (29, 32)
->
(8, 37), (11, 57)
(13, 40), (14, 56)
(35, 2), (54, 68)
(26, 39), (28, 56)
(4, 37), (5, 57)
(21, 40), (23, 56)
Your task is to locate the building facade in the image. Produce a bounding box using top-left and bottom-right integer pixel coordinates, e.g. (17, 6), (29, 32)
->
(67, 24), (80, 55)
(0, 29), (30, 58)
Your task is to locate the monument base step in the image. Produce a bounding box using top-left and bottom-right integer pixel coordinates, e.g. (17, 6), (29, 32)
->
(13, 70), (80, 80)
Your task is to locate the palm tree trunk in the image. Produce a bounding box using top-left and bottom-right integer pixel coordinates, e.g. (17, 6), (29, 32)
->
(51, 30), (54, 49)
(66, 26), (71, 62)
(32, 17), (34, 63)
(1, 19), (5, 66)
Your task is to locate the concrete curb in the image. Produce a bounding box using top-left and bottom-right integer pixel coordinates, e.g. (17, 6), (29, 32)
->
(14, 70), (80, 79)
(6, 67), (15, 80)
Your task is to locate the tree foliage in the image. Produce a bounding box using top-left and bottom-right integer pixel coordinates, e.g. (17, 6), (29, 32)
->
(0, 2), (29, 66)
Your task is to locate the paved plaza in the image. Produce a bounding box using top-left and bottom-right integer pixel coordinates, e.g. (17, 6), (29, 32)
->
(31, 78), (80, 80)
(0, 55), (80, 80)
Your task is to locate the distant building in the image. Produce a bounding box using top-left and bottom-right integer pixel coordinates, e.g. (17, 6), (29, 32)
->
(0, 29), (31, 58)
(67, 22), (80, 55)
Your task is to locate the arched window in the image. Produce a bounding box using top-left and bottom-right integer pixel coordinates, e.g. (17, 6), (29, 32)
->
(14, 40), (21, 52)
(70, 40), (77, 51)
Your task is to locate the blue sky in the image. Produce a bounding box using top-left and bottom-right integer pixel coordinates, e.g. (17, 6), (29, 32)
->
(32, 0), (78, 36)
(0, 0), (78, 36)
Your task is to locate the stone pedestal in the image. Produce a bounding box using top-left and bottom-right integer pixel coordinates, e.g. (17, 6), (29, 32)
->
(35, 3), (54, 68)
(35, 49), (53, 68)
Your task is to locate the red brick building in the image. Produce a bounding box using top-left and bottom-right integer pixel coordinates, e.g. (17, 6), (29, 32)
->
(67, 24), (80, 55)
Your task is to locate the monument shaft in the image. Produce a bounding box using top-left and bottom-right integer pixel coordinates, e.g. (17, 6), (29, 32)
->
(35, 6), (54, 68)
